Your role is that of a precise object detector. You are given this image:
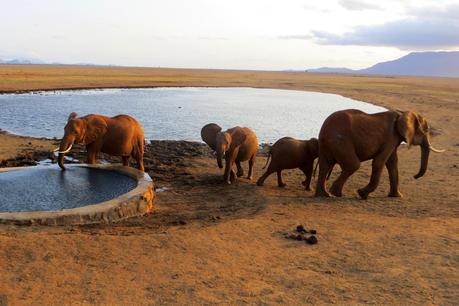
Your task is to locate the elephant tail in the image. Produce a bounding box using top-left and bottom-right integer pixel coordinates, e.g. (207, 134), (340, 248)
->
(313, 160), (334, 180)
(262, 150), (272, 169)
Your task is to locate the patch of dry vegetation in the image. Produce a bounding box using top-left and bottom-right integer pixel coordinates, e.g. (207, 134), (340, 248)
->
(0, 65), (458, 304)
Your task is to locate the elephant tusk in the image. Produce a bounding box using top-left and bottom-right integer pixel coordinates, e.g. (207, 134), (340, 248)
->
(57, 144), (73, 154)
(52, 147), (60, 152)
(429, 145), (445, 153)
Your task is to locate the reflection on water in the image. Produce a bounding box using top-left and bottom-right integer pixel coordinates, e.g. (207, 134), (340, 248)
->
(0, 87), (385, 143)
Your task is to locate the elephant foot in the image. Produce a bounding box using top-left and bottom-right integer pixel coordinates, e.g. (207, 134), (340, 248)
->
(224, 180), (232, 185)
(388, 190), (403, 198)
(301, 180), (306, 186)
(357, 188), (369, 200)
(314, 189), (331, 197)
(256, 180), (264, 186)
(237, 171), (244, 177)
(246, 175), (253, 181)
(330, 185), (343, 197)
(278, 183), (287, 188)
(305, 186), (312, 191)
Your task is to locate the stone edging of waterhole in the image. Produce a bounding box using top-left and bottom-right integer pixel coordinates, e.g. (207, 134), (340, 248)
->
(0, 164), (155, 225)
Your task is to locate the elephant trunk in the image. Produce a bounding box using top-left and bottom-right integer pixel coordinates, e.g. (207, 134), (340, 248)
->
(57, 136), (74, 171)
(216, 147), (224, 169)
(414, 137), (430, 179)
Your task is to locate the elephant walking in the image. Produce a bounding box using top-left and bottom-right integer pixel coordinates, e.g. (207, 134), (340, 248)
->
(54, 112), (145, 171)
(201, 123), (258, 184)
(315, 109), (444, 199)
(257, 137), (318, 190)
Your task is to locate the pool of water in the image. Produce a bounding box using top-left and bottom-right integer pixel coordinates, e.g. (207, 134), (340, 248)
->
(0, 87), (385, 143)
(0, 166), (137, 212)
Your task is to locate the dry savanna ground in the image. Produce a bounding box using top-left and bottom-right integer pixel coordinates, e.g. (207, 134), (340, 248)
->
(0, 65), (458, 305)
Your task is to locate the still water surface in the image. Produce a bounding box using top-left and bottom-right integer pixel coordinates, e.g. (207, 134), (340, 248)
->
(0, 87), (385, 143)
(0, 166), (137, 212)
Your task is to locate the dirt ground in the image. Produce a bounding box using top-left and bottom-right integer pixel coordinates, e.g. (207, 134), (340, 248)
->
(0, 66), (458, 305)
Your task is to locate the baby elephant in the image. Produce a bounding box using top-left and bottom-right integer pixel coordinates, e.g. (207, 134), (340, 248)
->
(201, 123), (259, 184)
(257, 137), (319, 190)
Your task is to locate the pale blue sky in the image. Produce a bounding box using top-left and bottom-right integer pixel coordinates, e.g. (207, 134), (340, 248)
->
(1, 0), (458, 70)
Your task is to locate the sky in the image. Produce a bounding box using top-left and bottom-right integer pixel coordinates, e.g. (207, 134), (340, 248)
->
(1, 0), (458, 70)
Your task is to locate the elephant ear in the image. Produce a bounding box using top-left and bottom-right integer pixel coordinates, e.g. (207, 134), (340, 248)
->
(83, 116), (108, 145)
(67, 112), (78, 121)
(201, 123), (222, 151)
(230, 129), (247, 148)
(396, 111), (421, 148)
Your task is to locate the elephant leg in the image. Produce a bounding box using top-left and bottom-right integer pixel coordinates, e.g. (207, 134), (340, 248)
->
(122, 156), (130, 167)
(256, 166), (275, 186)
(86, 150), (97, 164)
(132, 148), (144, 172)
(358, 155), (388, 199)
(85, 142), (101, 165)
(330, 155), (360, 197)
(236, 161), (244, 177)
(315, 158), (334, 197)
(224, 152), (238, 185)
(385, 150), (402, 198)
(247, 155), (255, 180)
(230, 168), (237, 183)
(137, 154), (145, 172)
(277, 170), (286, 188)
(301, 162), (314, 191)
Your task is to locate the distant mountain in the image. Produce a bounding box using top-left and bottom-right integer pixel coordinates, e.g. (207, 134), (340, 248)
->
(307, 51), (459, 78)
(306, 67), (355, 74)
(0, 57), (45, 65)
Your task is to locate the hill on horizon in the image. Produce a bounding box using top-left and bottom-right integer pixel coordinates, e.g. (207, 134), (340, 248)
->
(307, 51), (459, 78)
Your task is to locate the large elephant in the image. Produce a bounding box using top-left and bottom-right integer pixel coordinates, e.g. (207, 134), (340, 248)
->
(256, 137), (318, 190)
(54, 112), (145, 171)
(315, 109), (444, 199)
(201, 123), (258, 184)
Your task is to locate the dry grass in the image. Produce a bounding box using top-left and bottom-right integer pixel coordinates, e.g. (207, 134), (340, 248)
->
(0, 65), (458, 305)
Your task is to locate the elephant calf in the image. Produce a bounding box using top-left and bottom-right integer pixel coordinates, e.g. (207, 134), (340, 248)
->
(201, 123), (259, 184)
(256, 137), (319, 190)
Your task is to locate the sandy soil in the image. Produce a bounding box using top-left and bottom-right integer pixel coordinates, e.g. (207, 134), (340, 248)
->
(0, 66), (458, 305)
(0, 130), (55, 166)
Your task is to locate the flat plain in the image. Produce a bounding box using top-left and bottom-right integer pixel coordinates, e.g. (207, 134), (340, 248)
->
(0, 64), (458, 305)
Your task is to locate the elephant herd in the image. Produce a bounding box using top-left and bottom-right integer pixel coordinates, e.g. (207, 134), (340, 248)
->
(54, 109), (444, 199)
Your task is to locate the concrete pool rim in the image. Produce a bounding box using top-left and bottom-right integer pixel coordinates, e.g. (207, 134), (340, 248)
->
(0, 164), (155, 225)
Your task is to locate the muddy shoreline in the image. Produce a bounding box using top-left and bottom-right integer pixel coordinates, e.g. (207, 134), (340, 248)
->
(0, 134), (271, 185)
(0, 67), (458, 305)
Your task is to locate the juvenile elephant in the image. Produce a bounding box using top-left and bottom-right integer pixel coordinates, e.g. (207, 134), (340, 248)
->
(256, 137), (318, 190)
(54, 112), (145, 171)
(201, 123), (258, 184)
(315, 109), (444, 199)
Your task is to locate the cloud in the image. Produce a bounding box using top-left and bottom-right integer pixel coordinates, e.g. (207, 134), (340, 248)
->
(338, 0), (381, 11)
(312, 4), (459, 50)
(278, 34), (314, 40)
(198, 36), (228, 41)
(408, 4), (459, 20)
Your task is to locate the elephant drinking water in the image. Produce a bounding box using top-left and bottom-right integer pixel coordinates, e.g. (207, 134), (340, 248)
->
(54, 112), (145, 171)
